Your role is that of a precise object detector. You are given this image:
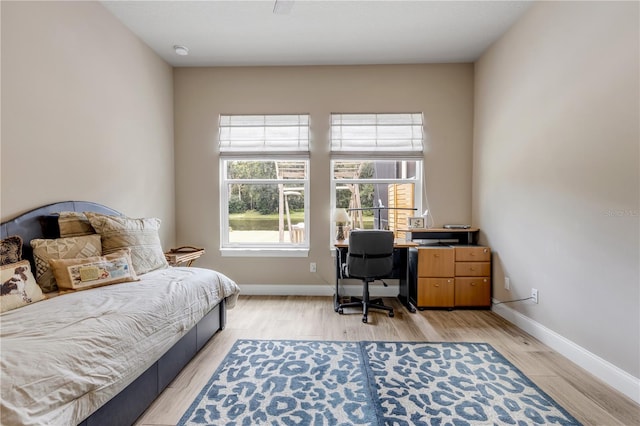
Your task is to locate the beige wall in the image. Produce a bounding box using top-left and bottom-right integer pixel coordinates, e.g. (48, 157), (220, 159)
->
(2, 0), (637, 400)
(474, 1), (639, 378)
(173, 65), (474, 285)
(1, 1), (176, 245)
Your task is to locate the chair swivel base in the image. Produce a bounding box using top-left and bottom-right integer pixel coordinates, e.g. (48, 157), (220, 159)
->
(337, 296), (394, 323)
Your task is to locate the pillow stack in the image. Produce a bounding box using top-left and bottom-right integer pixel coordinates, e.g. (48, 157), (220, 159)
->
(1, 210), (169, 311)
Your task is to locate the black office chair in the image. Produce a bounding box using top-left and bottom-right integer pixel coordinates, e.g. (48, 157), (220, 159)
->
(336, 230), (395, 323)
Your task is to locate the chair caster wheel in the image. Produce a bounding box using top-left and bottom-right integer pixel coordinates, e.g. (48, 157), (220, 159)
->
(389, 311), (394, 318)
(338, 308), (343, 315)
(362, 316), (368, 323)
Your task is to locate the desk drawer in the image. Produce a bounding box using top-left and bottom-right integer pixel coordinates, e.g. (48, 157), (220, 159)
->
(417, 247), (454, 277)
(455, 262), (490, 277)
(455, 246), (490, 262)
(417, 278), (454, 307)
(455, 278), (491, 307)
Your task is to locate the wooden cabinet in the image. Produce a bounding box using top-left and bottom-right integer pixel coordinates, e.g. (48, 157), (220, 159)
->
(454, 246), (491, 308)
(413, 245), (491, 309)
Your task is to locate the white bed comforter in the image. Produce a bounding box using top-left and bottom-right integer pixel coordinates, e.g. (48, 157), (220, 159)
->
(0, 266), (240, 426)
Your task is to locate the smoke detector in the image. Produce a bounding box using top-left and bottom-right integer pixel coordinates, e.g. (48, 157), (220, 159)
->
(173, 45), (189, 56)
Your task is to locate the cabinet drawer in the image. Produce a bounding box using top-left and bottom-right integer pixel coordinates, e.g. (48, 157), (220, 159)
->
(455, 246), (490, 262)
(417, 278), (454, 307)
(455, 262), (490, 277)
(417, 248), (454, 277)
(455, 278), (491, 307)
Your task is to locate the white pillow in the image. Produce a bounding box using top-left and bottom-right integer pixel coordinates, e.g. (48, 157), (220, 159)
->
(84, 212), (168, 275)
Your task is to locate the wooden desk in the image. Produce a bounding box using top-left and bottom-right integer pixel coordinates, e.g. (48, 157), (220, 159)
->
(334, 239), (419, 313)
(400, 227), (480, 245)
(401, 228), (490, 311)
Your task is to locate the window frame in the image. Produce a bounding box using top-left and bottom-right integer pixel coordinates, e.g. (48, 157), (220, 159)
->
(218, 114), (310, 257)
(220, 157), (310, 257)
(329, 113), (425, 247)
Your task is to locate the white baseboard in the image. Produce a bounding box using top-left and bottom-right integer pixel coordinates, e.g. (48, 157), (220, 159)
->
(237, 283), (399, 298)
(238, 284), (333, 296)
(492, 299), (640, 404)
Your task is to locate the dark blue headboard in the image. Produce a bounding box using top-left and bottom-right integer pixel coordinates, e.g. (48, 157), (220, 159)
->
(1, 201), (121, 269)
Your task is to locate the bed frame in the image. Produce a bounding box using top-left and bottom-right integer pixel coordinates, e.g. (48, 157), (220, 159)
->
(1, 201), (227, 426)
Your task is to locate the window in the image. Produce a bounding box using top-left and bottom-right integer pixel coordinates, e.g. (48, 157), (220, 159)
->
(330, 113), (424, 240)
(220, 115), (310, 256)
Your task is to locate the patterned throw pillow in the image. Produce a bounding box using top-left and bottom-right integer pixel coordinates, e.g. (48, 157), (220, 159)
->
(58, 212), (96, 237)
(31, 235), (102, 292)
(0, 236), (23, 266)
(84, 212), (168, 275)
(1, 260), (45, 313)
(48, 248), (138, 293)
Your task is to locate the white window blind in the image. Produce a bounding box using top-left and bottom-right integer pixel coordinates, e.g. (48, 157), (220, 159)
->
(331, 113), (424, 158)
(219, 114), (310, 156)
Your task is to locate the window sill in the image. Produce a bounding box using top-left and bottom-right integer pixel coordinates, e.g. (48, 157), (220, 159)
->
(220, 248), (309, 258)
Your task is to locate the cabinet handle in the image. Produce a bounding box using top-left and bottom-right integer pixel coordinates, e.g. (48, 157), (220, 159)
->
(433, 254), (440, 258)
(434, 284), (440, 287)
(471, 282), (476, 286)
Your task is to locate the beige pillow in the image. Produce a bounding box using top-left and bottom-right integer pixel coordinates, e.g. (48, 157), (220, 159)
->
(84, 212), (168, 275)
(1, 260), (45, 313)
(31, 235), (102, 292)
(58, 211), (96, 237)
(48, 249), (138, 293)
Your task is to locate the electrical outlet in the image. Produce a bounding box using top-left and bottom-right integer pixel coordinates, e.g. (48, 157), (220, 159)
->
(504, 276), (510, 290)
(310, 262), (317, 273)
(531, 288), (539, 304)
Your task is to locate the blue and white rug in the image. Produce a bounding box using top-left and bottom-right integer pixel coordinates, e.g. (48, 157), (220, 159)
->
(178, 340), (581, 425)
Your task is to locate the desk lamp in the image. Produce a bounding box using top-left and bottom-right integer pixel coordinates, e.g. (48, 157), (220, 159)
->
(422, 209), (431, 229)
(334, 208), (350, 240)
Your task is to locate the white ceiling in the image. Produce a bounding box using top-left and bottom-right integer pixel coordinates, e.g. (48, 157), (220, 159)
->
(101, 0), (534, 67)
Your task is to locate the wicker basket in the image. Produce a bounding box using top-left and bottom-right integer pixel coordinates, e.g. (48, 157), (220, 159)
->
(164, 246), (205, 266)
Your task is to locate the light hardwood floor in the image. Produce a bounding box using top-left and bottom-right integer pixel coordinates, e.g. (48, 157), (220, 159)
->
(135, 296), (639, 426)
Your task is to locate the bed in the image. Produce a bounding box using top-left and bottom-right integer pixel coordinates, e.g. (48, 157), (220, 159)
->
(0, 201), (240, 426)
